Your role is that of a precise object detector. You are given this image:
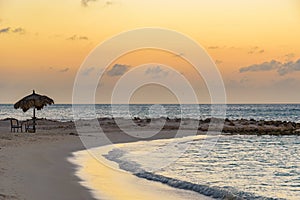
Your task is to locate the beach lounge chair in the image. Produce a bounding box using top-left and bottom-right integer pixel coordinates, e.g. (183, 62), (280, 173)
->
(10, 118), (23, 132)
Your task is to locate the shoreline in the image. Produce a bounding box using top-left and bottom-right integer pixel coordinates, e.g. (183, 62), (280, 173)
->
(1, 117), (300, 199)
(70, 145), (213, 200)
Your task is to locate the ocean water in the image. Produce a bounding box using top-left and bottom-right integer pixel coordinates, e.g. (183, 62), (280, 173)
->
(105, 135), (300, 200)
(0, 104), (300, 122)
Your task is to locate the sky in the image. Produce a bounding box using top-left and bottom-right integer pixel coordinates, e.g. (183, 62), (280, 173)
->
(0, 0), (300, 104)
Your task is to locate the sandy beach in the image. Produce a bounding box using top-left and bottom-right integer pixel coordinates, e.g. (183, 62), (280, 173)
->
(0, 120), (97, 200)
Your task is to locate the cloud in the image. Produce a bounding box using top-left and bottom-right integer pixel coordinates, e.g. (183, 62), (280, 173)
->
(59, 68), (69, 73)
(82, 0), (114, 7)
(248, 46), (258, 54)
(104, 1), (113, 7)
(12, 27), (25, 34)
(248, 46), (265, 54)
(240, 76), (250, 84)
(0, 27), (26, 35)
(0, 27), (10, 34)
(145, 66), (169, 78)
(240, 60), (281, 73)
(277, 59), (300, 75)
(81, 0), (98, 7)
(82, 67), (95, 76)
(207, 46), (220, 50)
(207, 45), (229, 50)
(240, 58), (300, 76)
(67, 35), (89, 41)
(107, 64), (130, 76)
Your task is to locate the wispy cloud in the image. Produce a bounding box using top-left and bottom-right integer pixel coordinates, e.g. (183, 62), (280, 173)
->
(107, 64), (130, 76)
(248, 46), (265, 54)
(67, 35), (89, 41)
(207, 45), (229, 50)
(0, 27), (10, 34)
(240, 58), (300, 76)
(278, 60), (300, 75)
(81, 0), (98, 7)
(240, 60), (281, 73)
(81, 0), (114, 7)
(12, 27), (26, 34)
(104, 1), (113, 7)
(145, 66), (169, 78)
(207, 46), (220, 50)
(0, 27), (26, 35)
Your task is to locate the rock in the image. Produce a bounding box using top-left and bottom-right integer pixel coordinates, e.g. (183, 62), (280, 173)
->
(225, 118), (230, 122)
(203, 118), (210, 123)
(240, 120), (249, 125)
(285, 122), (295, 129)
(225, 120), (235, 126)
(258, 120), (265, 126)
(294, 129), (300, 134)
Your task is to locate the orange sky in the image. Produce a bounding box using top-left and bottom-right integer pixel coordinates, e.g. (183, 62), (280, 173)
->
(0, 0), (300, 103)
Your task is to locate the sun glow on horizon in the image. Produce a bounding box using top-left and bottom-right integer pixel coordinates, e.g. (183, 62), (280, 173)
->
(0, 0), (300, 103)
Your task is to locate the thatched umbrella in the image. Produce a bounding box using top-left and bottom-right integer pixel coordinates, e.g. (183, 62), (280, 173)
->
(14, 90), (54, 132)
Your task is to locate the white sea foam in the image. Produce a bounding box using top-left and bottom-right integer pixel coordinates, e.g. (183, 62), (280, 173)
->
(69, 144), (213, 200)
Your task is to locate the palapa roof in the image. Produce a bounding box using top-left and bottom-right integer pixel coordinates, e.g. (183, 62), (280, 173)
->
(14, 90), (54, 112)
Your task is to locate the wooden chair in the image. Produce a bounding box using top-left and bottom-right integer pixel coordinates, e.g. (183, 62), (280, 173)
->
(10, 118), (23, 132)
(24, 119), (35, 133)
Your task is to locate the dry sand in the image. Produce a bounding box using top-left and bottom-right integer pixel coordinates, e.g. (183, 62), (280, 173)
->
(0, 120), (96, 200)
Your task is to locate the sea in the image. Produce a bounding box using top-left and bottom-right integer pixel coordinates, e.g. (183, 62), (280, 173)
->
(1, 104), (300, 122)
(1, 104), (300, 199)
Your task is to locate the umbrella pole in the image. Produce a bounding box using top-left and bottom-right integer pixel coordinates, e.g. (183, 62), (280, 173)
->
(33, 107), (36, 133)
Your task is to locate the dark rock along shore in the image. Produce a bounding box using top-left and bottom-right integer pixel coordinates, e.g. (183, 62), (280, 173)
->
(101, 117), (300, 136)
(4, 117), (300, 136)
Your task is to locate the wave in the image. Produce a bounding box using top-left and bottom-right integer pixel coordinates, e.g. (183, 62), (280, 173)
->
(104, 148), (284, 200)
